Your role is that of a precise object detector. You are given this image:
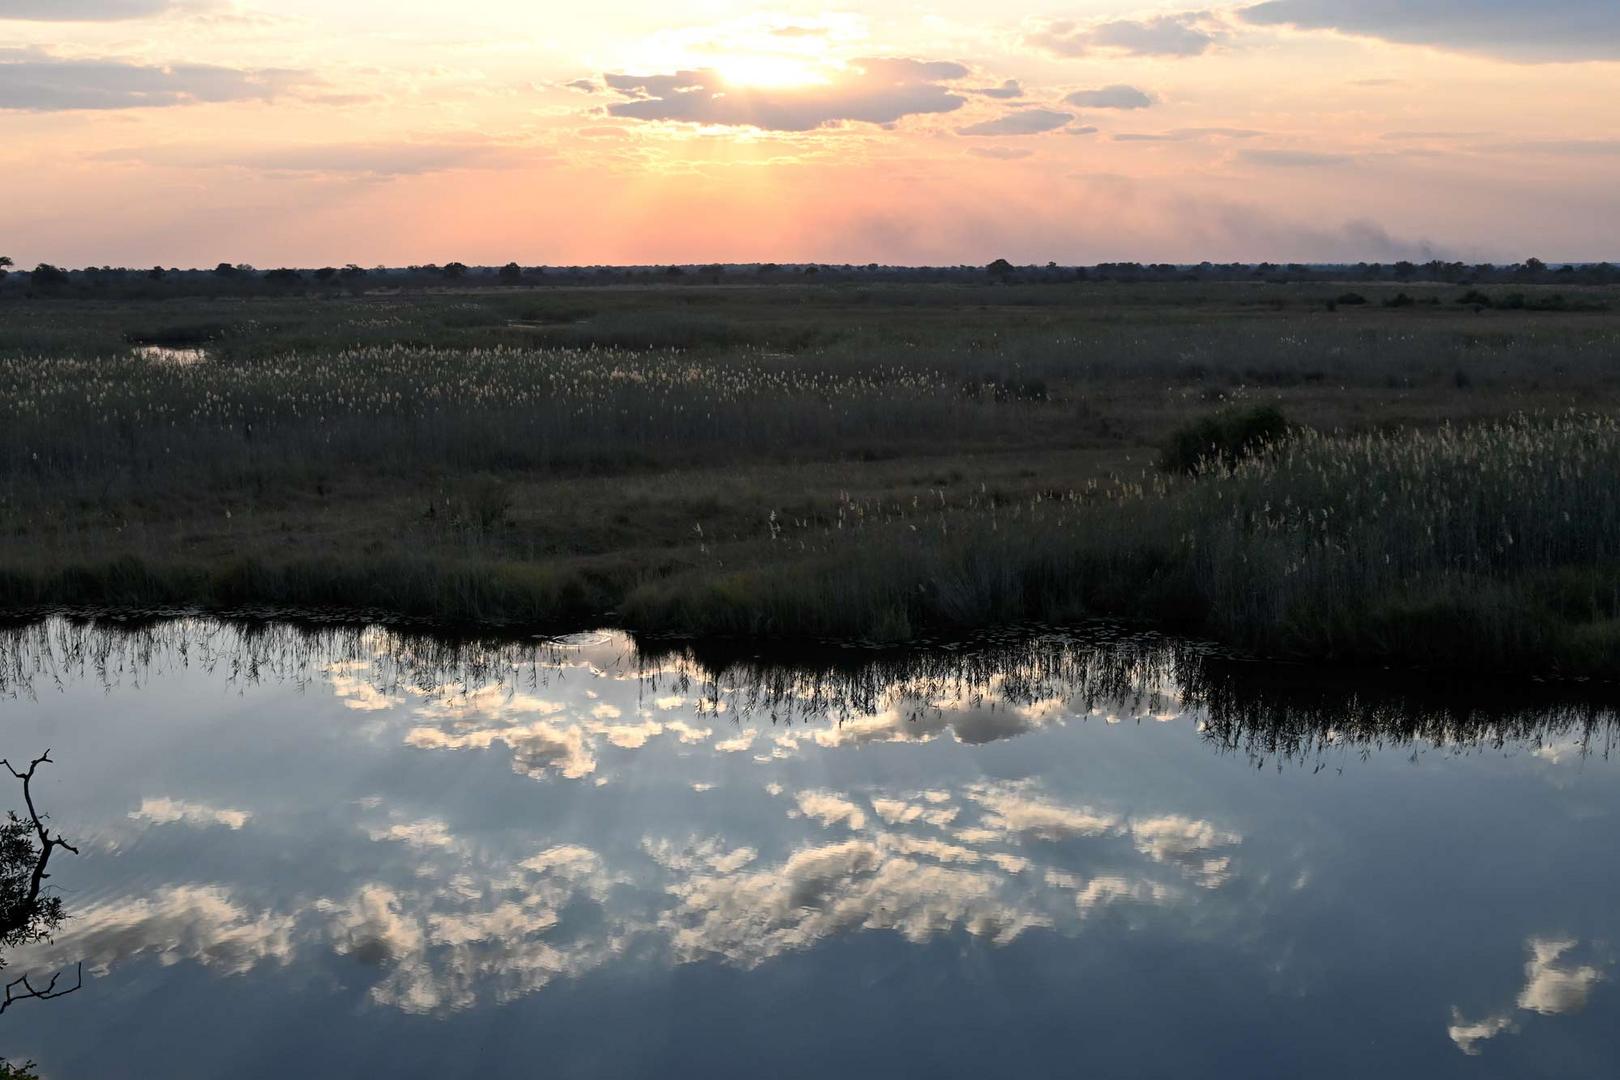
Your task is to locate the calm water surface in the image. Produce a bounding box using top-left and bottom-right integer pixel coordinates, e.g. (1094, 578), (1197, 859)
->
(1, 619), (1616, 1078)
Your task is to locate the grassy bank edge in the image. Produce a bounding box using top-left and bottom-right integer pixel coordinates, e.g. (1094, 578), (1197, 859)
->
(2, 547), (1615, 681)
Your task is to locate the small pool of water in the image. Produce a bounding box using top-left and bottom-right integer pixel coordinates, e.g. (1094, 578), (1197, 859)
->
(130, 344), (211, 365)
(0, 619), (1615, 1078)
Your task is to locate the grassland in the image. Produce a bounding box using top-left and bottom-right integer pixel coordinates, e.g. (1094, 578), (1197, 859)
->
(2, 279), (1618, 675)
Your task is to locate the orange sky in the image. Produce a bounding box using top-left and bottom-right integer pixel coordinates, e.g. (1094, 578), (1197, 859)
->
(2, 1), (1616, 266)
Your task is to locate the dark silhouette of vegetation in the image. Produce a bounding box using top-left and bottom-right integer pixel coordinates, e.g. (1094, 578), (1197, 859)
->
(1, 752), (80, 1017)
(4, 256), (1616, 301)
(26, 265), (66, 290)
(1161, 406), (1291, 474)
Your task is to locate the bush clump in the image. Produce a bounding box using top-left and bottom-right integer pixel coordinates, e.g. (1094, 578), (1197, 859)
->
(1161, 405), (1292, 474)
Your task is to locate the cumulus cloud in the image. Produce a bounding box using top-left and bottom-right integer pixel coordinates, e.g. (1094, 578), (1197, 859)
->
(130, 796), (251, 830)
(799, 690), (1064, 750)
(1129, 815), (1240, 886)
(958, 108), (1074, 136)
(966, 784), (1119, 840)
(604, 57), (969, 131)
(1241, 0), (1620, 63)
(871, 796), (958, 828)
(318, 840), (633, 1015)
(405, 719), (597, 781)
(1517, 938), (1605, 1015)
(1449, 937), (1608, 1055)
(1064, 84), (1155, 109)
(795, 789), (868, 831)
(0, 46), (308, 110)
(968, 146), (1035, 160)
(660, 839), (1045, 967)
(1030, 13), (1222, 58)
(0, 0), (177, 18)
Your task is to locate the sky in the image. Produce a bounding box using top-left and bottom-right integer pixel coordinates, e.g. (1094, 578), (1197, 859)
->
(0, 0), (1616, 267)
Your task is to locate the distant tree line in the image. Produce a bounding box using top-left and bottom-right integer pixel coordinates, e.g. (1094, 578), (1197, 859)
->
(0, 253), (1616, 300)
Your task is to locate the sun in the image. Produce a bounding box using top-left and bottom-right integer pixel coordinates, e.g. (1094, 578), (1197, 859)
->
(709, 54), (831, 90)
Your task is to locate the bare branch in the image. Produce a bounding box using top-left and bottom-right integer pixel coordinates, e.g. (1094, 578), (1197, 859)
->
(0, 963), (82, 1015)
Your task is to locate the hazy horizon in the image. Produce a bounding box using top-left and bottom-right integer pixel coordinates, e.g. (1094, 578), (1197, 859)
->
(2, 1), (1617, 267)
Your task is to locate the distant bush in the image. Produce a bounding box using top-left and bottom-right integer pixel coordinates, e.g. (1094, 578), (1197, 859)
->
(1335, 292), (1368, 306)
(1384, 292), (1416, 308)
(1161, 405), (1291, 474)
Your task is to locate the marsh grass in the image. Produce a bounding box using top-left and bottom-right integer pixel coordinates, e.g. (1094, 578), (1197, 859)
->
(626, 415), (1620, 673)
(3, 284), (1620, 674)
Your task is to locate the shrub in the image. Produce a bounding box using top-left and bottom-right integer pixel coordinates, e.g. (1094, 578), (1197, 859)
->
(1160, 405), (1292, 474)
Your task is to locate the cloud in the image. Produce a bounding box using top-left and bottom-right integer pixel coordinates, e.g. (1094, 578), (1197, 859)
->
(957, 108), (1074, 136)
(100, 141), (528, 177)
(660, 838), (1045, 967)
(12, 885), (297, 977)
(969, 146), (1033, 160)
(564, 78), (597, 93)
(1449, 937), (1608, 1055)
(1478, 139), (1620, 157)
(972, 79), (1024, 99)
(604, 57), (968, 131)
(405, 719), (597, 781)
(795, 789), (868, 831)
(1517, 938), (1605, 1015)
(871, 797), (959, 828)
(1114, 127), (1264, 142)
(130, 796), (251, 830)
(1241, 1), (1620, 63)
(642, 837), (757, 875)
(1129, 815), (1240, 886)
(367, 818), (459, 850)
(965, 784), (1120, 841)
(0, 0), (177, 18)
(1447, 1011), (1513, 1056)
(1064, 85), (1155, 109)
(0, 46), (307, 110)
(1239, 148), (1354, 167)
(1030, 13), (1221, 58)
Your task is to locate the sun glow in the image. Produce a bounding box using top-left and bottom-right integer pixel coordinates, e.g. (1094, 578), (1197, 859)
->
(710, 55), (832, 90)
